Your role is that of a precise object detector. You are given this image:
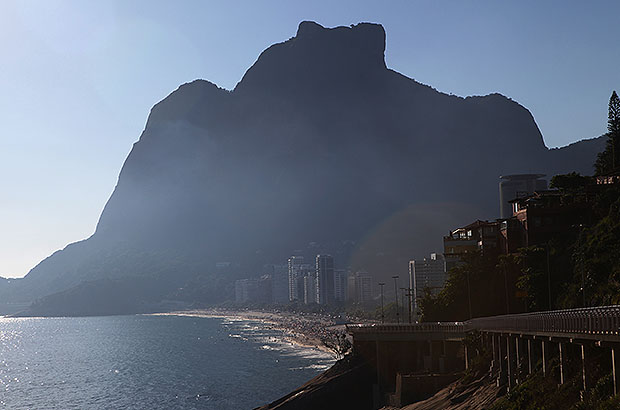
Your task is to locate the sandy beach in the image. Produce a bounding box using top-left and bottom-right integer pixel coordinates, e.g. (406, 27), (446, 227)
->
(153, 308), (350, 355)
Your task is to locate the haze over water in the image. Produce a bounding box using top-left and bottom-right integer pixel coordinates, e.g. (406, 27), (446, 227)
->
(0, 314), (333, 409)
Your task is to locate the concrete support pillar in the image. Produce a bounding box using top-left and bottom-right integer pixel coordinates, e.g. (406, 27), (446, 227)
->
(515, 337), (521, 385)
(542, 340), (547, 377)
(559, 342), (565, 385)
(581, 344), (587, 395)
(429, 340), (434, 372)
(507, 335), (514, 391)
(464, 344), (469, 370)
(373, 339), (382, 408)
(498, 335), (506, 387)
(491, 334), (498, 373)
(527, 339), (532, 375)
(612, 347), (617, 396)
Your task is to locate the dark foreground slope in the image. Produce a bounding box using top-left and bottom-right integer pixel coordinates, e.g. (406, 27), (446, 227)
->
(256, 353), (499, 410)
(2, 21), (605, 312)
(256, 354), (375, 410)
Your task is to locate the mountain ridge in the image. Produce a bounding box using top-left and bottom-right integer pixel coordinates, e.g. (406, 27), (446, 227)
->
(1, 21), (605, 313)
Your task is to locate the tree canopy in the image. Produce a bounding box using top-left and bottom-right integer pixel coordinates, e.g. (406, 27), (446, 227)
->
(595, 90), (620, 175)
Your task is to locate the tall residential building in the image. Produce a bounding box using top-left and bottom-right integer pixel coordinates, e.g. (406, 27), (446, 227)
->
(288, 256), (312, 302)
(265, 264), (289, 304)
(352, 271), (372, 304)
(334, 269), (347, 302)
(303, 273), (317, 305)
(409, 253), (447, 319)
(235, 279), (257, 304)
(288, 256), (305, 302)
(499, 174), (547, 219)
(315, 254), (335, 305)
(235, 275), (271, 304)
(347, 274), (357, 302)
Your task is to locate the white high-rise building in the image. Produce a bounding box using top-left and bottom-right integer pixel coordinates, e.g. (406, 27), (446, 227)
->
(315, 254), (334, 305)
(409, 253), (447, 319)
(352, 271), (372, 304)
(288, 256), (305, 302)
(265, 264), (289, 304)
(334, 269), (347, 302)
(303, 273), (317, 305)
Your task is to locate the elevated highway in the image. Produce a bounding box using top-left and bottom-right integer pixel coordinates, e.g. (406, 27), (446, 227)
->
(347, 305), (620, 399)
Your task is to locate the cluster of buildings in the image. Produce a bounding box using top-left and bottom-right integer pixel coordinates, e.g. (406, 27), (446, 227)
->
(235, 254), (374, 306)
(408, 173), (600, 319)
(237, 172), (615, 314)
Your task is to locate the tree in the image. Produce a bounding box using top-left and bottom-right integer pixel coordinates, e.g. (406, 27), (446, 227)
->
(595, 91), (620, 175)
(549, 172), (591, 191)
(320, 331), (352, 360)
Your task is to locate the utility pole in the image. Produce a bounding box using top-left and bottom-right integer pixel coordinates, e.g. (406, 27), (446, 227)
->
(401, 287), (414, 323)
(401, 289), (406, 321)
(379, 282), (385, 323)
(392, 276), (400, 324)
(546, 242), (552, 310)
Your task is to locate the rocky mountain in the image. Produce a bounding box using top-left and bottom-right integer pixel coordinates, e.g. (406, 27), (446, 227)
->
(2, 21), (605, 313)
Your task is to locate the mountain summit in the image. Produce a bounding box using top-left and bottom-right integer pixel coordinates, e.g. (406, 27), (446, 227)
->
(3, 22), (604, 313)
(235, 22), (387, 96)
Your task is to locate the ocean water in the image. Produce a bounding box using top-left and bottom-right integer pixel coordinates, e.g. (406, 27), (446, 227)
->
(0, 314), (334, 409)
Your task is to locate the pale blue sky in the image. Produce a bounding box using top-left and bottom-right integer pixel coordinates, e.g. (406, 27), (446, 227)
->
(1, 0), (618, 278)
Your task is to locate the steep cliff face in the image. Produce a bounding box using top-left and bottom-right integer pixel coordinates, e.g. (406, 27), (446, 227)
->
(7, 22), (604, 306)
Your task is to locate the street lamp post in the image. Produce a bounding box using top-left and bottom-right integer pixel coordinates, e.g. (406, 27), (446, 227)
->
(379, 282), (385, 323)
(546, 242), (552, 310)
(401, 289), (406, 321)
(401, 287), (413, 324)
(392, 276), (400, 324)
(465, 271), (473, 319)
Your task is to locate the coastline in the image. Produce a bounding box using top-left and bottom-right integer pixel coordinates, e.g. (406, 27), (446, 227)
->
(152, 308), (347, 355)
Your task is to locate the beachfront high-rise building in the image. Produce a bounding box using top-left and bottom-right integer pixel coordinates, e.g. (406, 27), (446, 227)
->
(288, 256), (305, 302)
(334, 269), (347, 302)
(352, 271), (372, 304)
(264, 264), (289, 304)
(409, 253), (447, 319)
(303, 273), (317, 305)
(235, 279), (257, 304)
(315, 254), (335, 305)
(234, 275), (271, 304)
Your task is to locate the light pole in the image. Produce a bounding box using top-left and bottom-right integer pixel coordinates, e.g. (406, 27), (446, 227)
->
(401, 289), (406, 321)
(546, 242), (552, 310)
(379, 282), (385, 323)
(401, 287), (413, 324)
(392, 276), (400, 324)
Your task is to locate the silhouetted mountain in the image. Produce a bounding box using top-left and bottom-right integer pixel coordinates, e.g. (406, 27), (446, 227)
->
(2, 22), (605, 313)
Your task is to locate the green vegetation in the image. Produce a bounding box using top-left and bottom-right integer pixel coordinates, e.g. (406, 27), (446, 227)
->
(319, 331), (352, 359)
(420, 91), (620, 321)
(595, 90), (620, 175)
(489, 370), (620, 410)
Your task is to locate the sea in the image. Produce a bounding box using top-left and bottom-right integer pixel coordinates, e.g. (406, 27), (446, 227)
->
(0, 314), (335, 409)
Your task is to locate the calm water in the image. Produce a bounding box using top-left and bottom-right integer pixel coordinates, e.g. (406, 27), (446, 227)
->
(0, 314), (334, 409)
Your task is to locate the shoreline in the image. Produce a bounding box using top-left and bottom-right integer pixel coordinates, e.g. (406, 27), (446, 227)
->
(152, 308), (348, 355)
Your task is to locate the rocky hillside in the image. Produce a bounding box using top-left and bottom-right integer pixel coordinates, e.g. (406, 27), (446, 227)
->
(2, 21), (605, 310)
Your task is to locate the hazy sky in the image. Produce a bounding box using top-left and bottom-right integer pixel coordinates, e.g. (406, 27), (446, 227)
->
(1, 1), (619, 278)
